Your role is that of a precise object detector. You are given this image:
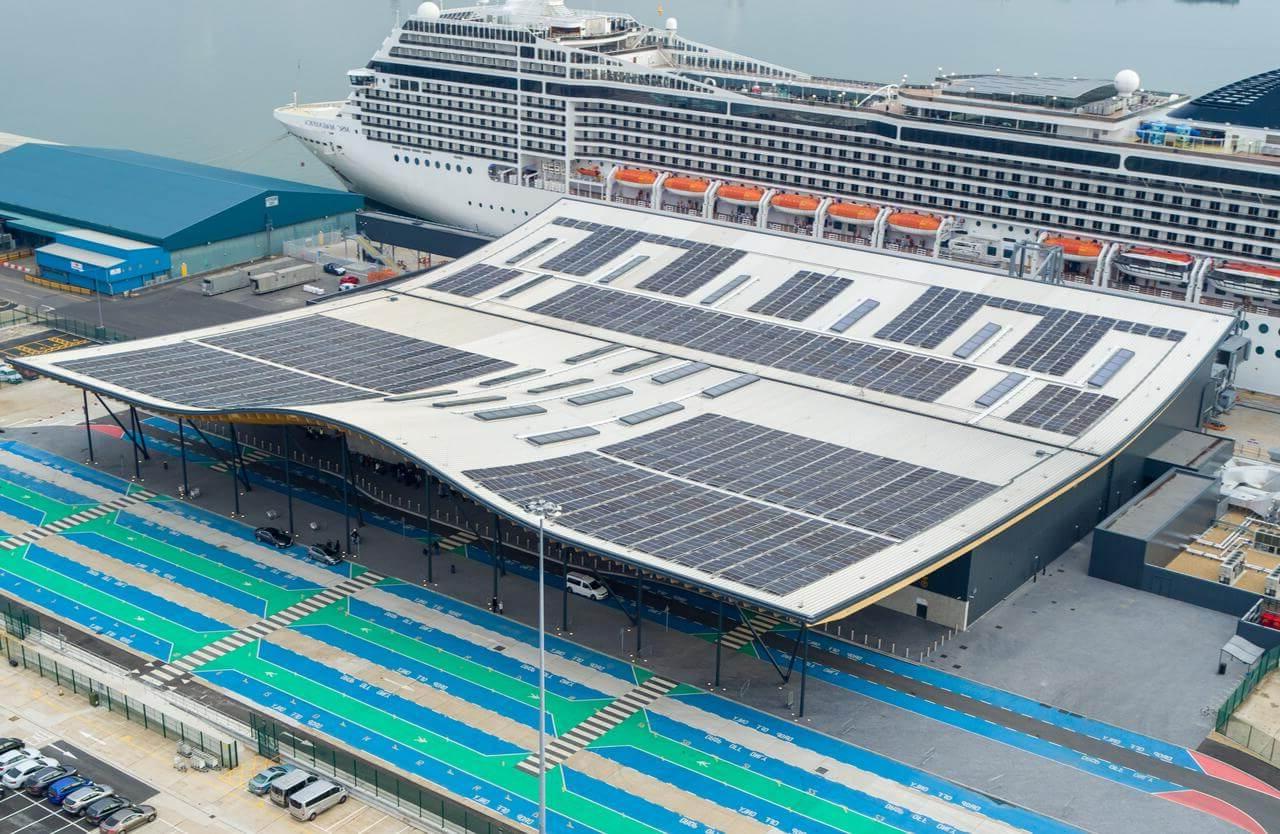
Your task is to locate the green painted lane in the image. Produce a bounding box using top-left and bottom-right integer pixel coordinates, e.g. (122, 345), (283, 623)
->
(0, 477), (87, 526)
(77, 515), (313, 616)
(292, 602), (610, 733)
(201, 642), (672, 834)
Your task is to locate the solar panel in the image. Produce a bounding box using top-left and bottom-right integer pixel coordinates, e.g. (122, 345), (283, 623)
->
(1004, 384), (1118, 435)
(612, 355), (667, 374)
(432, 395), (506, 408)
(652, 362), (710, 384)
(875, 286), (991, 349)
(599, 414), (999, 540)
(702, 374), (759, 398)
(465, 450), (891, 595)
(478, 368), (544, 387)
(526, 427), (601, 446)
(952, 323), (1001, 359)
(58, 342), (375, 409)
(1087, 349), (1135, 388)
(427, 263), (524, 297)
(700, 275), (751, 306)
(497, 274), (553, 300)
(618, 402), (684, 425)
(829, 299), (879, 333)
(528, 285), (974, 402)
(975, 372), (1027, 408)
(567, 386), (632, 405)
(599, 255), (649, 284)
(202, 318), (514, 394)
(527, 378), (593, 393)
(748, 271), (852, 321)
(565, 344), (625, 364)
(505, 237), (557, 266)
(383, 389), (458, 402)
(474, 404), (547, 421)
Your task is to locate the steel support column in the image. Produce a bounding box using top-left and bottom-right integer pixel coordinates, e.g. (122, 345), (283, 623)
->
(491, 512), (501, 608)
(177, 419), (189, 499)
(798, 625), (809, 717)
(714, 598), (724, 688)
(82, 391), (95, 464)
(128, 406), (149, 458)
(425, 476), (434, 584)
(635, 575), (644, 656)
(92, 394), (147, 475)
(561, 545), (569, 633)
(282, 427), (295, 535)
(227, 422), (242, 518)
(340, 433), (352, 555)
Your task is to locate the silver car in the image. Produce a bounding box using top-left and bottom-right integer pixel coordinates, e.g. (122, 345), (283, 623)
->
(1, 756), (57, 789)
(63, 784), (114, 815)
(100, 804), (156, 834)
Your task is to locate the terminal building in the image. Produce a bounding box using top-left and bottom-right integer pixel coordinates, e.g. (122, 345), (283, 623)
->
(19, 199), (1237, 637)
(0, 143), (363, 293)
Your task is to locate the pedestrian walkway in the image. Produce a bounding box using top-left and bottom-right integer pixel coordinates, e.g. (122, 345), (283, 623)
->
(717, 610), (781, 651)
(0, 486), (155, 550)
(139, 569), (384, 686)
(210, 446), (274, 473)
(517, 675), (677, 776)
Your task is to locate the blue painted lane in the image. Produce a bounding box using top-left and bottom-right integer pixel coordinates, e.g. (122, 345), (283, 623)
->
(0, 562), (172, 660)
(0, 441), (133, 495)
(65, 530), (268, 617)
(24, 545), (234, 635)
(347, 597), (611, 702)
(257, 640), (523, 757)
(805, 631), (1202, 772)
(559, 769), (729, 834)
(111, 512), (323, 592)
(0, 466), (96, 507)
(0, 494), (46, 526)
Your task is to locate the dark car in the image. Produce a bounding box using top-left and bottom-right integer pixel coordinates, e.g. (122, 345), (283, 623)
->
(84, 795), (130, 824)
(0, 738), (23, 756)
(306, 543), (342, 566)
(24, 765), (75, 796)
(322, 262), (347, 276)
(46, 775), (91, 805)
(253, 527), (293, 548)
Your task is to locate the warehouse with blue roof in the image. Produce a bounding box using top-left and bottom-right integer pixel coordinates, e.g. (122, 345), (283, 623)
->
(0, 144), (363, 293)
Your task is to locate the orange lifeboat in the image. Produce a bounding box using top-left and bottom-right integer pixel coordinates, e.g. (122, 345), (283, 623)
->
(576, 165), (601, 178)
(664, 177), (710, 195)
(828, 202), (879, 225)
(1217, 261), (1280, 279)
(887, 212), (942, 236)
(1123, 247), (1194, 265)
(1043, 236), (1103, 262)
(771, 193), (821, 215)
(717, 185), (766, 207)
(615, 168), (658, 186)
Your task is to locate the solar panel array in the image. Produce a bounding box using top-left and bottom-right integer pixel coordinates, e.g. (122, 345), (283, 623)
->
(995, 310), (1117, 375)
(830, 300), (879, 334)
(543, 218), (746, 297)
(1004, 384), (1118, 435)
(601, 414), (998, 540)
(747, 271), (852, 321)
(427, 264), (524, 297)
(465, 452), (889, 595)
(529, 285), (974, 402)
(60, 342), (374, 408)
(202, 318), (514, 395)
(875, 287), (991, 348)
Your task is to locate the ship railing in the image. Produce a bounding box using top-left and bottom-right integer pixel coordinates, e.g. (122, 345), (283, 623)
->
(767, 220), (812, 235)
(612, 194), (650, 207)
(715, 212), (756, 226)
(568, 184), (606, 200)
(1109, 281), (1184, 302)
(662, 203), (703, 217)
(825, 231), (871, 247)
(1199, 295), (1280, 318)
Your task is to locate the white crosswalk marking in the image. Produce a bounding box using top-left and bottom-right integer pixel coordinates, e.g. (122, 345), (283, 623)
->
(717, 614), (782, 652)
(0, 489), (156, 551)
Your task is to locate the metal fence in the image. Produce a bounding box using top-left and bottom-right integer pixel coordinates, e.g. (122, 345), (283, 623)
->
(1215, 641), (1280, 766)
(249, 714), (519, 834)
(0, 307), (130, 344)
(0, 632), (239, 769)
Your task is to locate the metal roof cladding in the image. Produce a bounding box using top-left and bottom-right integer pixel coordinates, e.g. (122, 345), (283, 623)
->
(1170, 67), (1280, 130)
(0, 144), (363, 250)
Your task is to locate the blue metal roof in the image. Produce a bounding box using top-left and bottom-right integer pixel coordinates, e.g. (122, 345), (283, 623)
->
(0, 145), (363, 250)
(1170, 68), (1280, 130)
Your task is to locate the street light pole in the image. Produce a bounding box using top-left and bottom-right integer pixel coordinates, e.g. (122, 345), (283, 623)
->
(525, 498), (561, 834)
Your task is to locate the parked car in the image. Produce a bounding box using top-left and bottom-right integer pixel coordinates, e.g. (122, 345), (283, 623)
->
(565, 571), (610, 600)
(338, 274), (360, 291)
(47, 775), (92, 805)
(25, 765), (77, 796)
(0, 747), (41, 768)
(100, 804), (156, 834)
(288, 779), (348, 821)
(82, 795), (130, 824)
(322, 262), (347, 276)
(268, 769), (316, 807)
(253, 527), (293, 548)
(0, 738), (24, 756)
(246, 764), (295, 796)
(306, 543), (342, 566)
(63, 784), (115, 815)
(2, 756), (57, 788)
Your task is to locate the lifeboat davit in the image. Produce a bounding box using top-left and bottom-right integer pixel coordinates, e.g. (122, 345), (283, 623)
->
(717, 185), (766, 207)
(771, 193), (821, 215)
(887, 212), (942, 236)
(576, 165), (601, 178)
(615, 168), (658, 186)
(827, 202), (879, 225)
(664, 177), (710, 195)
(1122, 247), (1194, 266)
(1043, 236), (1103, 262)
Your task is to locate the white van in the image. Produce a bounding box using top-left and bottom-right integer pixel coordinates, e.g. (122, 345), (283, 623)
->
(565, 571), (609, 600)
(268, 769), (316, 807)
(288, 779), (348, 821)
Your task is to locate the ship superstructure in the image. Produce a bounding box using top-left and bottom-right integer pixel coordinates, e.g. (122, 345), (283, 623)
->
(276, 0), (1280, 390)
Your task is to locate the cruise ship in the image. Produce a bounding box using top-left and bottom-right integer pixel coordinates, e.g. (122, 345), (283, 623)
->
(276, 0), (1280, 392)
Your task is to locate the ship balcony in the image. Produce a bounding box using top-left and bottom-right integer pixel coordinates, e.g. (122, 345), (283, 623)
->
(768, 219), (814, 236)
(825, 231), (872, 247)
(715, 211), (757, 227)
(661, 203), (703, 217)
(612, 194), (651, 208)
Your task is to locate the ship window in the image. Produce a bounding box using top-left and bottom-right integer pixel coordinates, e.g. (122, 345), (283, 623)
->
(1261, 324), (1270, 334)
(1257, 346), (1265, 356)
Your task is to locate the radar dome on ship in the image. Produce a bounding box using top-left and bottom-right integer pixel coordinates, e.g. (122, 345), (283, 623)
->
(665, 17), (678, 31)
(416, 2), (441, 20)
(1114, 69), (1141, 95)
